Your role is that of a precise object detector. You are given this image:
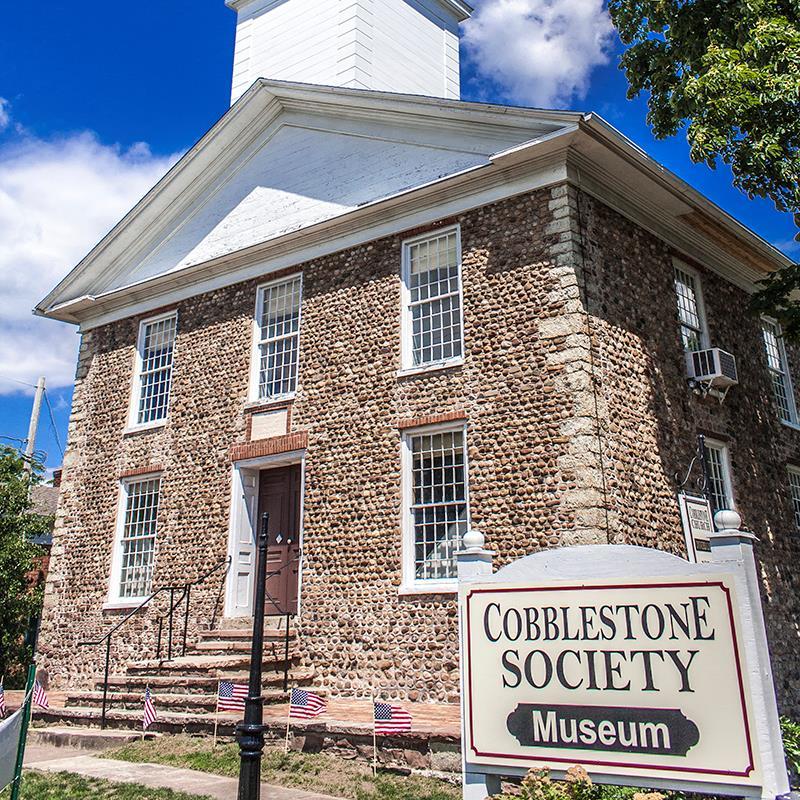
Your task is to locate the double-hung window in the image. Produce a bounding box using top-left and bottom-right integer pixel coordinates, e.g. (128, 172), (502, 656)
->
(402, 424), (469, 590)
(401, 227), (464, 370)
(788, 468), (800, 530)
(703, 438), (734, 513)
(254, 276), (302, 400)
(111, 476), (161, 602)
(761, 318), (797, 425)
(130, 313), (177, 427)
(674, 264), (708, 352)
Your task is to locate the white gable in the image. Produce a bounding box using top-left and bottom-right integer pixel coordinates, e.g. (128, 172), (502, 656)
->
(119, 125), (488, 290)
(39, 82), (582, 321)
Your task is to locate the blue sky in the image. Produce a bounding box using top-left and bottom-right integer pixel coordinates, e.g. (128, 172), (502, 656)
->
(0, 0), (796, 476)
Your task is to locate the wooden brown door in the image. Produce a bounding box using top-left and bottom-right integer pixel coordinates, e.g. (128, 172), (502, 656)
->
(257, 464), (301, 615)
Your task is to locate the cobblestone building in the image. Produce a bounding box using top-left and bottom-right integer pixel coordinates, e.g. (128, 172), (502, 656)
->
(36, 0), (800, 717)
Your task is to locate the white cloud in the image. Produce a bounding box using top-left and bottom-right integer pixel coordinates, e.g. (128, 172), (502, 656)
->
(0, 113), (177, 394)
(462, 0), (616, 108)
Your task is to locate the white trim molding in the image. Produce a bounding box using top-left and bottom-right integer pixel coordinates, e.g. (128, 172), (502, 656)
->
(224, 450), (306, 618)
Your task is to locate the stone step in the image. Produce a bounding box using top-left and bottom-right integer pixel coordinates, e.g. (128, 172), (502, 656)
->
(96, 667), (316, 695)
(128, 652), (299, 677)
(198, 627), (296, 643)
(67, 685), (328, 713)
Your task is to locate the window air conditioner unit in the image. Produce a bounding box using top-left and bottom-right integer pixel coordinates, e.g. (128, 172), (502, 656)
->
(685, 348), (738, 389)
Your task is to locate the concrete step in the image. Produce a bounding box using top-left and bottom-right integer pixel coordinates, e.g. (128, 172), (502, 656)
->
(32, 705), (241, 736)
(29, 726), (159, 752)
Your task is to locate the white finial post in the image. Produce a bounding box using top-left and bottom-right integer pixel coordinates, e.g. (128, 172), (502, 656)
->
(456, 529), (494, 581)
(709, 510), (788, 800)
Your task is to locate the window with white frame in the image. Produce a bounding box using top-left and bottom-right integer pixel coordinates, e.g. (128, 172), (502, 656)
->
(761, 318), (797, 425)
(674, 265), (707, 352)
(113, 476), (161, 600)
(788, 468), (800, 530)
(255, 276), (302, 400)
(703, 439), (734, 513)
(402, 228), (463, 369)
(403, 426), (469, 586)
(131, 314), (176, 426)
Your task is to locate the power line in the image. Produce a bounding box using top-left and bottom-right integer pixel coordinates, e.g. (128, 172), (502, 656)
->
(43, 389), (64, 459)
(0, 374), (37, 389)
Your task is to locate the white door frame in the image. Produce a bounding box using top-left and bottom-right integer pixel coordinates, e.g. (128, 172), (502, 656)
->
(224, 449), (306, 618)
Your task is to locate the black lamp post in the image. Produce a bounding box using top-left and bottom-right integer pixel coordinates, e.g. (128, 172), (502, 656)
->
(237, 512), (270, 800)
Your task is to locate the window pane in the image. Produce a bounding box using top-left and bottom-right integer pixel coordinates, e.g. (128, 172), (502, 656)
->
(762, 320), (796, 424)
(258, 277), (302, 399)
(674, 268), (703, 351)
(407, 232), (462, 366)
(119, 478), (160, 598)
(137, 316), (176, 425)
(410, 429), (468, 581)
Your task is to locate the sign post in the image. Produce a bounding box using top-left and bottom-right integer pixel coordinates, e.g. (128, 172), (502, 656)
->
(457, 516), (789, 800)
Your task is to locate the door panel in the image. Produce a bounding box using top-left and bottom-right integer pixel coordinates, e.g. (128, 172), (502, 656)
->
(257, 464), (302, 615)
(230, 471), (259, 617)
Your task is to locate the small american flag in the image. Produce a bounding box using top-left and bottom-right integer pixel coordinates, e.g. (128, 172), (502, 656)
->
(143, 686), (157, 730)
(218, 681), (248, 713)
(289, 688), (326, 719)
(374, 702), (412, 734)
(33, 680), (49, 710)
(0, 681), (6, 717)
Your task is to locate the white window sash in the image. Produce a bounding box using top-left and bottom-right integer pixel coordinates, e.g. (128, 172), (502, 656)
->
(761, 317), (798, 425)
(400, 421), (470, 592)
(127, 312), (177, 429)
(400, 226), (465, 371)
(108, 474), (161, 605)
(673, 262), (709, 352)
(250, 274), (302, 402)
(703, 439), (734, 513)
(788, 468), (800, 531)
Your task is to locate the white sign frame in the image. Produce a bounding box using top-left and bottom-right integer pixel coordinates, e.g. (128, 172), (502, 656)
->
(457, 539), (789, 800)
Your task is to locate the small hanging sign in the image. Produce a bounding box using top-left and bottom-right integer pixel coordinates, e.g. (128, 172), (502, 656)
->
(678, 493), (714, 563)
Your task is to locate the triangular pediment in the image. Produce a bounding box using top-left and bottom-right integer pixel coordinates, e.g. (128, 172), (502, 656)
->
(39, 81), (581, 318)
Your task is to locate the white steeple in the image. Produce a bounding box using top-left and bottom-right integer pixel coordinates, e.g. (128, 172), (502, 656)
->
(226, 0), (472, 105)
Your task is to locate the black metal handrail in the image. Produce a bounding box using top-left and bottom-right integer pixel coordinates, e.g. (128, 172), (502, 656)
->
(80, 555), (231, 729)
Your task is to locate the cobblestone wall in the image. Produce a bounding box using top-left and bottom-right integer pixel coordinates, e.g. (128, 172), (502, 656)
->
(574, 188), (800, 715)
(38, 183), (800, 713)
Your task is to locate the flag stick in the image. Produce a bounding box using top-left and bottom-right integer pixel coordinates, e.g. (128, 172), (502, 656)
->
(371, 695), (377, 777)
(213, 680), (220, 748)
(284, 689), (292, 754)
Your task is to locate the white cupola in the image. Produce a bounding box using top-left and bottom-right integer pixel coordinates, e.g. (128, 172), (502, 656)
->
(226, 0), (472, 104)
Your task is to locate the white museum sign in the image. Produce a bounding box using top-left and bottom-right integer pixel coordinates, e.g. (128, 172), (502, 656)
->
(463, 577), (756, 783)
(456, 517), (789, 800)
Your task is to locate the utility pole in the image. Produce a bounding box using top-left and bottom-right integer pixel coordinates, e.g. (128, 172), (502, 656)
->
(24, 376), (45, 473)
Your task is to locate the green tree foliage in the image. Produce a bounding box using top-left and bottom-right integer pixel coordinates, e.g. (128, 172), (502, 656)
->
(0, 445), (50, 686)
(608, 0), (800, 334)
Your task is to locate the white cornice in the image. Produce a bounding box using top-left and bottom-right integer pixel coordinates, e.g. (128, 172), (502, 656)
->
(225, 0), (473, 21)
(35, 86), (793, 329)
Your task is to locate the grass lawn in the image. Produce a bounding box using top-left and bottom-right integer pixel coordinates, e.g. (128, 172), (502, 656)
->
(14, 771), (212, 800)
(106, 736), (460, 800)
